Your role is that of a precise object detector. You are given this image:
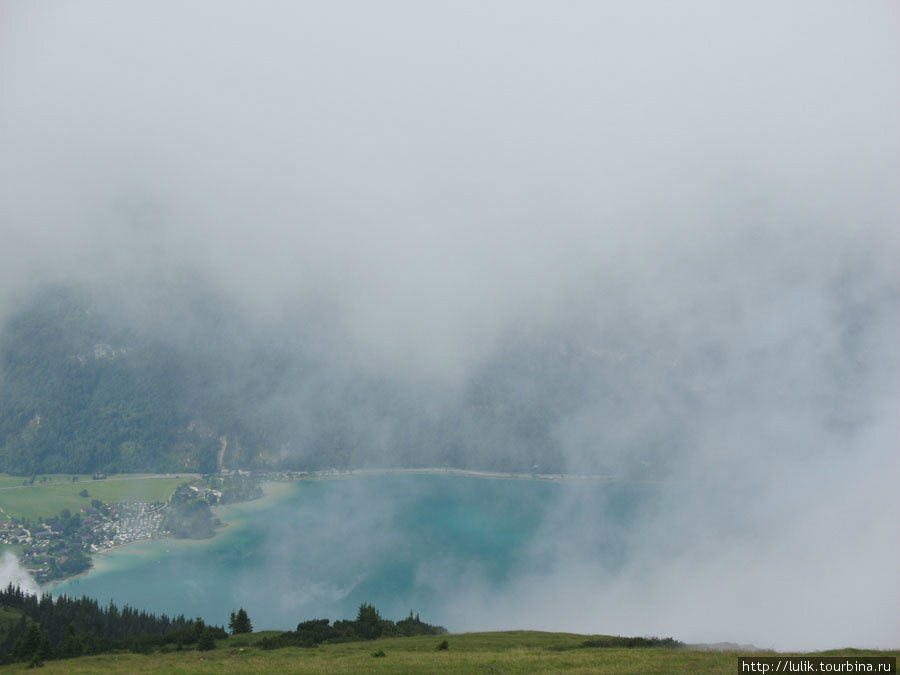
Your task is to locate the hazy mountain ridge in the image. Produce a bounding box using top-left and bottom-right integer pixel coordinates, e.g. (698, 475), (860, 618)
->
(1, 264), (891, 481)
(0, 286), (264, 474)
(0, 285), (608, 476)
(0, 283), (693, 478)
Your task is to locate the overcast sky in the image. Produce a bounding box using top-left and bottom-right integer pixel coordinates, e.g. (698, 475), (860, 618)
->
(1, 0), (898, 649)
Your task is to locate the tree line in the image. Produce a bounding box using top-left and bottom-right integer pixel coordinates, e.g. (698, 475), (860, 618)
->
(258, 603), (447, 649)
(0, 584), (225, 666)
(0, 585), (445, 666)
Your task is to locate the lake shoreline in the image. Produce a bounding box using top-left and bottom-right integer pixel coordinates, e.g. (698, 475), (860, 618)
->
(43, 471), (626, 593)
(299, 467), (618, 482)
(44, 481), (295, 593)
(43, 473), (647, 633)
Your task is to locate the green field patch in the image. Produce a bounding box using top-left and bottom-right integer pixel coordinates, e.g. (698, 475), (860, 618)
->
(0, 474), (94, 489)
(26, 631), (900, 674)
(0, 542), (22, 556)
(0, 476), (187, 521)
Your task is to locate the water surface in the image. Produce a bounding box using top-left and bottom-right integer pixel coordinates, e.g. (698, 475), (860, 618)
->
(51, 475), (653, 630)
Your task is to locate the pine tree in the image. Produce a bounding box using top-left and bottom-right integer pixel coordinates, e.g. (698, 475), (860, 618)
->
(355, 603), (383, 640)
(14, 624), (45, 661)
(231, 608), (252, 634)
(62, 623), (83, 658)
(197, 626), (216, 651)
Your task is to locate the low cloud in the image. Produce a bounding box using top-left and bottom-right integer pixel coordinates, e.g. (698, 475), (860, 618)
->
(1, 0), (898, 649)
(0, 552), (39, 597)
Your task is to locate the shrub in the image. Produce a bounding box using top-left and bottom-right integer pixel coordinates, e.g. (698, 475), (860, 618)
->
(580, 636), (683, 649)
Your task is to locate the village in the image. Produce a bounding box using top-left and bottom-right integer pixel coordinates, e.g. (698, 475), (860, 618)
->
(0, 473), (262, 583)
(0, 499), (173, 583)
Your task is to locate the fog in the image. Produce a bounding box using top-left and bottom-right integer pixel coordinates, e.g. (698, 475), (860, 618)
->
(1, 0), (898, 649)
(0, 552), (39, 596)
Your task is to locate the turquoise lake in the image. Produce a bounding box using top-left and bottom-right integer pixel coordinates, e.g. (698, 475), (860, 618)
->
(50, 475), (655, 631)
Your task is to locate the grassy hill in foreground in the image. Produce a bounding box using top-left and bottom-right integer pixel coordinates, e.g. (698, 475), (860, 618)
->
(19, 631), (899, 674)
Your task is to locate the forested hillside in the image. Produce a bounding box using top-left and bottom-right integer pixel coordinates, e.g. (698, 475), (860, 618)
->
(0, 284), (677, 477)
(0, 287), (272, 475)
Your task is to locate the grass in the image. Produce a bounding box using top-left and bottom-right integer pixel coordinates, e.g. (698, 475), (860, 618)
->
(0, 474), (107, 489)
(0, 475), (189, 521)
(17, 631), (900, 674)
(0, 543), (22, 556)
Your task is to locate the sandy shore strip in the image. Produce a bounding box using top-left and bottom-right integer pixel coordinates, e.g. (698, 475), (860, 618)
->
(303, 467), (618, 482)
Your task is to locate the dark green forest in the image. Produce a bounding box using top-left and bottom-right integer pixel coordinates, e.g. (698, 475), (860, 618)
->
(0, 287), (272, 475)
(0, 584), (215, 665)
(0, 585), (444, 666)
(161, 485), (218, 539)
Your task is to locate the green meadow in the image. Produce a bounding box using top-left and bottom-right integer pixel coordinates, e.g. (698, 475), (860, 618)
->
(17, 631), (897, 674)
(0, 475), (188, 521)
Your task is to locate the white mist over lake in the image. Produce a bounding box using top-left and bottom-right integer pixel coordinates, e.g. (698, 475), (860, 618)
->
(0, 551), (39, 596)
(51, 477), (652, 633)
(47, 473), (899, 651)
